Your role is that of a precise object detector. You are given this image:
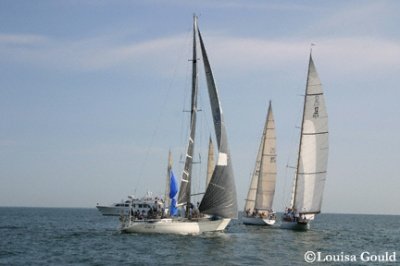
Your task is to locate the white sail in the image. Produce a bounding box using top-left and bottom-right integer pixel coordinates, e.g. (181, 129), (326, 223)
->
(244, 102), (276, 213)
(293, 54), (329, 214)
(243, 165), (259, 213)
(255, 102), (277, 212)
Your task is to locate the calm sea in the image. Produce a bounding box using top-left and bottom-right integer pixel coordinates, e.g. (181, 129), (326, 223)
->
(0, 207), (398, 265)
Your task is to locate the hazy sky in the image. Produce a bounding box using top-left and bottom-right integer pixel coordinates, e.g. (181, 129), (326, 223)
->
(1, 0), (399, 215)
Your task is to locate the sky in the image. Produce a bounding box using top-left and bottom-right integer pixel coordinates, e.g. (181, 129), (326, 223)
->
(0, 0), (399, 215)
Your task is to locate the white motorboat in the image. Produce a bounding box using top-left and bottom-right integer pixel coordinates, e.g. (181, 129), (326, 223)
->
(96, 193), (163, 217)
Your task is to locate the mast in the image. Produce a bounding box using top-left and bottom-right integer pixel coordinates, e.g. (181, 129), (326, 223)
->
(244, 103), (269, 213)
(177, 14), (199, 218)
(292, 54), (311, 210)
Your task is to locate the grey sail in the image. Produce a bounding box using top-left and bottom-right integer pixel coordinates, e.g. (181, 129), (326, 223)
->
(254, 102), (277, 212)
(206, 137), (215, 187)
(293, 54), (329, 214)
(197, 28), (238, 219)
(164, 150), (173, 209)
(177, 17), (199, 211)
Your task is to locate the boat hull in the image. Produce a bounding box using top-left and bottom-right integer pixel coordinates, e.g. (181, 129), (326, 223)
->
(242, 216), (275, 226)
(280, 220), (310, 231)
(121, 218), (231, 235)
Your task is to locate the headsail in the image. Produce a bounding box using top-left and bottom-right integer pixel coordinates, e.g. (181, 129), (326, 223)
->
(254, 101), (277, 212)
(293, 54), (329, 214)
(197, 27), (238, 219)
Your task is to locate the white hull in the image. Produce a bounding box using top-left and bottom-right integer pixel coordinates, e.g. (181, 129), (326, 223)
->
(280, 220), (310, 231)
(96, 206), (129, 216)
(121, 218), (231, 235)
(242, 216), (275, 226)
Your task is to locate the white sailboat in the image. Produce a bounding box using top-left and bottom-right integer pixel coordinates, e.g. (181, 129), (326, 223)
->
(120, 15), (237, 235)
(243, 101), (277, 226)
(281, 51), (329, 231)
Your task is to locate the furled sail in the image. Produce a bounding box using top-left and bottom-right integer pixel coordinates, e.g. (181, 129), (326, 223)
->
(169, 170), (178, 216)
(293, 54), (329, 214)
(164, 150), (172, 209)
(197, 27), (238, 219)
(254, 102), (277, 212)
(177, 17), (199, 209)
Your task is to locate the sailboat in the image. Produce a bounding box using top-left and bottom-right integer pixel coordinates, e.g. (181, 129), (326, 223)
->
(120, 15), (237, 235)
(243, 101), (277, 226)
(281, 51), (329, 231)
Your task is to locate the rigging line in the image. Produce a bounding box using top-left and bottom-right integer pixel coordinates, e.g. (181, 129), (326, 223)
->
(281, 86), (304, 209)
(179, 30), (192, 155)
(135, 28), (192, 194)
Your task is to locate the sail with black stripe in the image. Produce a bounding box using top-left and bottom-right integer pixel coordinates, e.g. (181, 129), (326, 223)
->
(197, 26), (238, 219)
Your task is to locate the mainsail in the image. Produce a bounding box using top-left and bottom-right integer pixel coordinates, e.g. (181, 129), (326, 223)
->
(197, 27), (238, 219)
(254, 102), (277, 212)
(292, 53), (329, 214)
(177, 17), (199, 214)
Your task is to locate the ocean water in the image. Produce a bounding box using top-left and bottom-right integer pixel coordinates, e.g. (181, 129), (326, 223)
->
(0, 207), (398, 265)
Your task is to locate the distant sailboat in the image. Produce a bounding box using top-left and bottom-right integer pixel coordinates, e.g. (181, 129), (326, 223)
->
(163, 150), (173, 215)
(243, 101), (277, 226)
(281, 51), (329, 231)
(120, 15), (237, 235)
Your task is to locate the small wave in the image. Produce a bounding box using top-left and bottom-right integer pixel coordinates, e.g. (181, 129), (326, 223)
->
(0, 250), (18, 258)
(0, 225), (22, 230)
